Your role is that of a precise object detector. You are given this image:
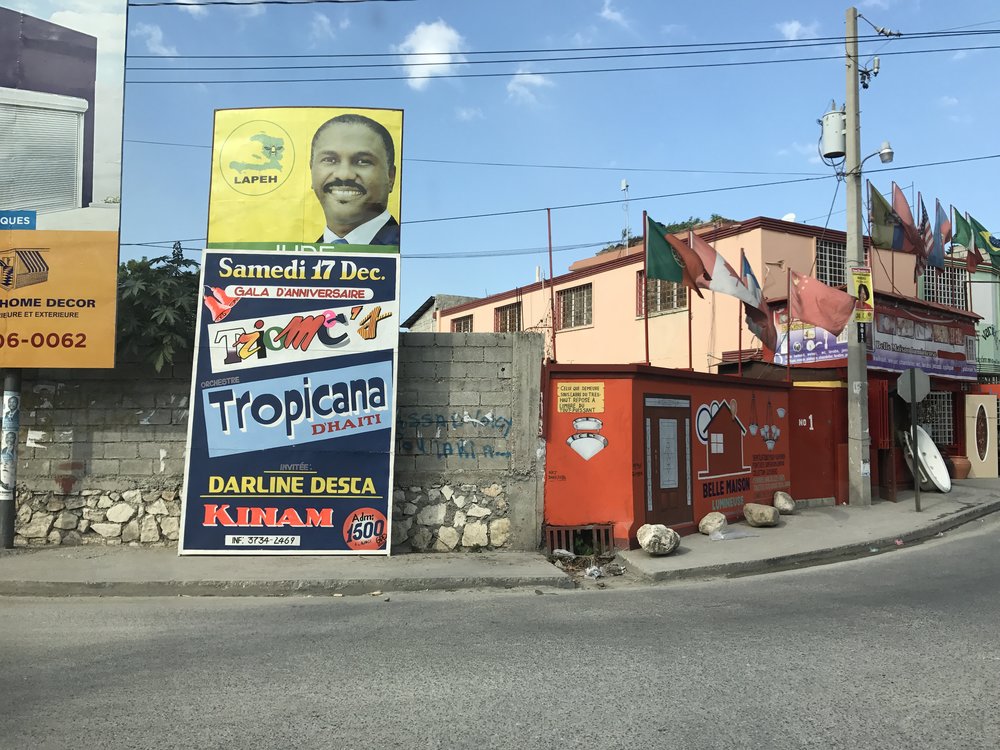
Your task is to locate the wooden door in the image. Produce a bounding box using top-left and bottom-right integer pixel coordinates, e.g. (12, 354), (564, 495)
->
(644, 405), (692, 527)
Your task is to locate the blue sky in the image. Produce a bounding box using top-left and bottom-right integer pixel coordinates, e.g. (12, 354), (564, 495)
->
(18, 0), (1000, 318)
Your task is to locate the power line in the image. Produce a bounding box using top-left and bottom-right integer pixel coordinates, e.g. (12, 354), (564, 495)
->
(124, 27), (1000, 59)
(121, 139), (823, 176)
(124, 42), (1000, 84)
(129, 0), (409, 6)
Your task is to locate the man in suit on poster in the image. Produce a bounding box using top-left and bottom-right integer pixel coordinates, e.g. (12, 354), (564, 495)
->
(310, 113), (400, 245)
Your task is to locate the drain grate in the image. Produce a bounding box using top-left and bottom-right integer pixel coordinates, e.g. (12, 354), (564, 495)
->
(544, 524), (615, 555)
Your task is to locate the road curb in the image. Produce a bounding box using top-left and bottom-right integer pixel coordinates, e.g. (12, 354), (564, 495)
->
(0, 572), (575, 597)
(620, 498), (1000, 583)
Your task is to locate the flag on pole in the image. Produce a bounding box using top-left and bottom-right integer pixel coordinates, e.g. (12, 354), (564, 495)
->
(789, 270), (856, 337)
(645, 216), (708, 298)
(968, 213), (1000, 269)
(929, 198), (949, 270)
(688, 231), (758, 307)
(914, 193), (933, 279)
(739, 250), (777, 351)
(891, 182), (922, 255)
(867, 181), (905, 251)
(953, 208), (985, 272)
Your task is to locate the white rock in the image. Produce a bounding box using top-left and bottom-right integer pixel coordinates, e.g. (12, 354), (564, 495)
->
(20, 514), (53, 538)
(146, 499), (169, 516)
(453, 511), (467, 528)
(64, 496), (87, 510)
(105, 503), (136, 524)
(461, 521), (489, 548)
(91, 522), (122, 538)
(97, 495), (114, 509)
(489, 518), (511, 547)
(435, 526), (460, 550)
(53, 511), (79, 530)
(160, 516), (180, 540)
(482, 483), (503, 498)
(16, 503), (33, 525)
(454, 495), (467, 508)
(773, 491), (796, 515)
(140, 516), (160, 543)
(47, 530), (62, 544)
(416, 503), (447, 526)
(743, 503), (780, 527)
(410, 526), (433, 551)
(636, 524), (681, 556)
(391, 520), (412, 546)
(441, 485), (454, 500)
(466, 505), (492, 518)
(403, 502), (418, 516)
(121, 520), (140, 543)
(698, 512), (728, 536)
(123, 489), (142, 504)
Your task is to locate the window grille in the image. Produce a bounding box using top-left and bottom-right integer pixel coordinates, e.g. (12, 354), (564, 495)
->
(923, 265), (968, 309)
(710, 433), (724, 454)
(556, 284), (592, 330)
(451, 315), (473, 333)
(494, 302), (522, 332)
(815, 238), (847, 286)
(918, 392), (954, 445)
(636, 270), (687, 316)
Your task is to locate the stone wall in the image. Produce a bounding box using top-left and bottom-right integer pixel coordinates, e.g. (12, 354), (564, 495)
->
(12, 333), (545, 552)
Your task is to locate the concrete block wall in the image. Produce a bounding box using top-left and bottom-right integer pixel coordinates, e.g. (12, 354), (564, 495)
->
(12, 332), (546, 551)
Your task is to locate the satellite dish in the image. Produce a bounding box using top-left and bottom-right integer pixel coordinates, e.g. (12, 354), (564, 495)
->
(901, 426), (951, 493)
(781, 213), (797, 222)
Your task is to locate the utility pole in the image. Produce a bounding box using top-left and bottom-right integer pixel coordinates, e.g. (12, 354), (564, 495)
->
(844, 6), (872, 505)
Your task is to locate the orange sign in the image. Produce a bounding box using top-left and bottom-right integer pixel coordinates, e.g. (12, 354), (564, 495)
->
(0, 230), (118, 367)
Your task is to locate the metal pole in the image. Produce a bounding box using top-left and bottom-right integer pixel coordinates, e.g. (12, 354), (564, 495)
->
(642, 210), (650, 366)
(547, 208), (557, 363)
(845, 6), (873, 505)
(0, 369), (22, 549)
(910, 376), (921, 512)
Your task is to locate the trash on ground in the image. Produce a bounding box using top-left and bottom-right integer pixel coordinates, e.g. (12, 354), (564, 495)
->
(935, 532), (944, 538)
(894, 539), (904, 547)
(601, 563), (626, 576)
(709, 528), (758, 541)
(370, 590), (383, 596)
(550, 548), (575, 560)
(869, 547), (879, 553)
(584, 565), (604, 579)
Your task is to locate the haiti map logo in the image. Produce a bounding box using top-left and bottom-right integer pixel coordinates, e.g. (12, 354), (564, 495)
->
(219, 120), (294, 196)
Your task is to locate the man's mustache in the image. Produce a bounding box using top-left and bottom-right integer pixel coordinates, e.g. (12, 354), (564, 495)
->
(322, 179), (366, 195)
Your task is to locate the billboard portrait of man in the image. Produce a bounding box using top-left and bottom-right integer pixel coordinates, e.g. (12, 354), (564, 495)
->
(207, 106), (403, 249)
(310, 113), (399, 246)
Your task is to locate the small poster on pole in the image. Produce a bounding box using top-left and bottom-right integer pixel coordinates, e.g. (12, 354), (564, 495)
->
(851, 266), (873, 324)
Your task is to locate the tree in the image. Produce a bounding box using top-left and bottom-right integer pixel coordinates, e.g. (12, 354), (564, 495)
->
(117, 243), (200, 371)
(600, 214), (736, 253)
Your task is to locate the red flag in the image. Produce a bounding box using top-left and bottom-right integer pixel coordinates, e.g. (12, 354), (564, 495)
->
(789, 271), (856, 337)
(661, 231), (710, 299)
(892, 182), (922, 255)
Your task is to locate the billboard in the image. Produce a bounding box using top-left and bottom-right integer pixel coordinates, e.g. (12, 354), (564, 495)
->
(772, 306), (849, 366)
(179, 249), (399, 555)
(207, 107), (403, 249)
(0, 230), (117, 367)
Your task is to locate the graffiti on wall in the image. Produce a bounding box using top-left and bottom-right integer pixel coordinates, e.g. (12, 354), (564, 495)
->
(397, 408), (513, 460)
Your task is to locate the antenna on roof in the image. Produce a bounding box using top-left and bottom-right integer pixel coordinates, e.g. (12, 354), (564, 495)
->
(620, 178), (630, 245)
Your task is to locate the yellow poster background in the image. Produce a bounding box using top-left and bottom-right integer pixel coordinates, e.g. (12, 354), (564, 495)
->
(207, 107), (403, 245)
(0, 230), (118, 368)
(851, 266), (874, 324)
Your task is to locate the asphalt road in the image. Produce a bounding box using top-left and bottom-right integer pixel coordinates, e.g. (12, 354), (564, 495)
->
(3, 515), (999, 750)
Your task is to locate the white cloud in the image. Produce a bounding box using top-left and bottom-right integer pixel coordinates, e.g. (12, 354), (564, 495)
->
(179, 4), (209, 18)
(132, 22), (177, 57)
(778, 141), (821, 164)
(394, 20), (467, 91)
(599, 0), (628, 28)
(49, 10), (125, 54)
(456, 106), (483, 121)
(776, 20), (819, 40)
(310, 12), (336, 44)
(938, 95), (959, 107)
(506, 67), (554, 104)
(862, 0), (891, 8)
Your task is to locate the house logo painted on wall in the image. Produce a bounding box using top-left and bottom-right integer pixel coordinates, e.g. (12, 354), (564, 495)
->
(566, 417), (608, 460)
(695, 400), (751, 480)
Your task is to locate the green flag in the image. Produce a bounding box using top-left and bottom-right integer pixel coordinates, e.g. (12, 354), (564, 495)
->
(969, 214), (1000, 269)
(645, 216), (685, 283)
(952, 209), (973, 248)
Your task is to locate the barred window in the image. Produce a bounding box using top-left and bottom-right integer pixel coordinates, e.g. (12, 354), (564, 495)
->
(918, 392), (954, 445)
(923, 265), (968, 309)
(636, 270), (687, 316)
(557, 284), (592, 330)
(451, 315), (473, 333)
(816, 238), (847, 286)
(494, 302), (522, 332)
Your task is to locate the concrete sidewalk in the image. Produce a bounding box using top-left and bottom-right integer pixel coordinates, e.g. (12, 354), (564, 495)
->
(619, 478), (1000, 582)
(2, 479), (998, 597)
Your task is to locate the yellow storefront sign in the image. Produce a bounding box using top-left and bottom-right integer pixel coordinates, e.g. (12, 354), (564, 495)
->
(0, 230), (118, 367)
(557, 382), (605, 413)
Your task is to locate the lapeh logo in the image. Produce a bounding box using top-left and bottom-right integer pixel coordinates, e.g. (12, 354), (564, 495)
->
(219, 120), (295, 197)
(0, 248), (49, 292)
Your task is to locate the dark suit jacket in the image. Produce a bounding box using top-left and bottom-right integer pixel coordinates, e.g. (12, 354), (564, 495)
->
(317, 216), (400, 246)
